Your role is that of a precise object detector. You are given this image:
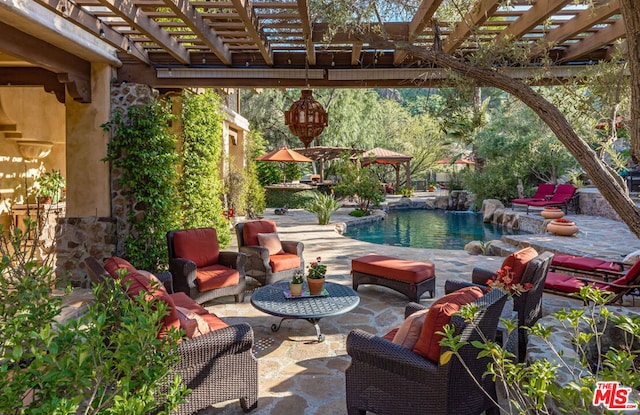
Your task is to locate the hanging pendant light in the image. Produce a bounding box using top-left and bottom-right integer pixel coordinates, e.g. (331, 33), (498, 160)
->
(284, 37), (328, 148)
(284, 90), (328, 148)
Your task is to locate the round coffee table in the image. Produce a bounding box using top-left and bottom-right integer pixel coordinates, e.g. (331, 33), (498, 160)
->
(250, 281), (360, 342)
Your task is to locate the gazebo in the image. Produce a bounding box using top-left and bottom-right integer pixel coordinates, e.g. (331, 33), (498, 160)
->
(361, 147), (412, 193)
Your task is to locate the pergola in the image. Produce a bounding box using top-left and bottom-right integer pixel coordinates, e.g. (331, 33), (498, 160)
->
(0, 1), (628, 96)
(361, 147), (412, 193)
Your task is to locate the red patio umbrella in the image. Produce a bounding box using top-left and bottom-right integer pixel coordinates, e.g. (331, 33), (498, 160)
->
(255, 147), (313, 183)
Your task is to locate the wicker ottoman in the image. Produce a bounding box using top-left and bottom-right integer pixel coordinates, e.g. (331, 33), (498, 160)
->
(351, 254), (436, 302)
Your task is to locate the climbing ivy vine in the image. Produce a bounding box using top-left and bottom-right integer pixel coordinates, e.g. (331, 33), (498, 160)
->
(179, 89), (231, 246)
(102, 101), (180, 272)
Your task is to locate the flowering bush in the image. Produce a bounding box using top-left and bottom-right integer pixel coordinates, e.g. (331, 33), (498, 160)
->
(307, 257), (327, 279)
(486, 266), (532, 296)
(223, 208), (235, 221)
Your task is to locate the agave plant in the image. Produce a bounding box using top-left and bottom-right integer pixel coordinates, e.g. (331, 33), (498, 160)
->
(305, 192), (341, 225)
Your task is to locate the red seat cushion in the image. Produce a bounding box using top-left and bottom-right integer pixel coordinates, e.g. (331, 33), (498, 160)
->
(606, 260), (640, 292)
(172, 228), (220, 268)
(351, 254), (435, 284)
(500, 247), (537, 284)
(544, 272), (584, 293)
(413, 286), (484, 361)
(195, 264), (240, 292)
(270, 253), (301, 272)
(552, 254), (621, 273)
(243, 220), (278, 246)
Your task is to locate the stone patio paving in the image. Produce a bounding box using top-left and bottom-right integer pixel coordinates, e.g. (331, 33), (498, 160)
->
(201, 201), (640, 414)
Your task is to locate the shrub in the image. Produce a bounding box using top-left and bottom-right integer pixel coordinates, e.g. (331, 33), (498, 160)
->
(440, 287), (640, 414)
(305, 192), (341, 225)
(265, 189), (317, 208)
(0, 220), (187, 414)
(349, 209), (368, 217)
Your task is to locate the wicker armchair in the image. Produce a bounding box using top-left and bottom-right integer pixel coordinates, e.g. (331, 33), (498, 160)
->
(446, 251), (553, 362)
(167, 228), (248, 304)
(345, 289), (507, 415)
(235, 220), (304, 286)
(85, 257), (259, 414)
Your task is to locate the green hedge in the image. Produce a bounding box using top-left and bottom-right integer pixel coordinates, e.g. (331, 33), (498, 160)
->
(265, 189), (318, 208)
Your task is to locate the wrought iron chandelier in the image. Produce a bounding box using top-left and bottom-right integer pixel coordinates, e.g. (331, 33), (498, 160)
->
(284, 90), (328, 148)
(284, 41), (328, 148)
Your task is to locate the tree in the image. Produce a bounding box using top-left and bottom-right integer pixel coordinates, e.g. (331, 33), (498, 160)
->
(319, 0), (640, 238)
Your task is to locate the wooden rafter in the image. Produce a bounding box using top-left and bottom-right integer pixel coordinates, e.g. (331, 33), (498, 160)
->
(559, 17), (626, 62)
(33, 0), (150, 65)
(443, 0), (502, 54)
(230, 0), (273, 66)
(0, 22), (91, 102)
(496, 0), (567, 41)
(94, 0), (191, 64)
(159, 0), (232, 65)
(297, 0), (315, 65)
(531, 0), (621, 58)
(394, 0), (444, 65)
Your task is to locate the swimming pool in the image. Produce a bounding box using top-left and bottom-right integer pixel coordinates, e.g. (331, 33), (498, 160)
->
(343, 209), (525, 250)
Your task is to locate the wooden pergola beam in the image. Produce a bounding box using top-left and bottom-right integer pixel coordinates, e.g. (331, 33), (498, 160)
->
(394, 0), (444, 65)
(95, 0), (191, 64)
(160, 0), (232, 65)
(497, 0), (567, 41)
(297, 0), (315, 65)
(559, 17), (626, 62)
(230, 0), (273, 66)
(530, 0), (621, 58)
(443, 0), (502, 54)
(34, 0), (149, 65)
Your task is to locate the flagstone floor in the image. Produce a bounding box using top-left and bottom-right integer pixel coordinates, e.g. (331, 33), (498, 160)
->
(200, 199), (640, 415)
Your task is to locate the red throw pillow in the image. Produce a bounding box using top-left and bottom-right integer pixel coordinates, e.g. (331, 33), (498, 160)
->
(413, 286), (484, 362)
(243, 220), (277, 246)
(172, 228), (220, 268)
(104, 257), (137, 279)
(500, 247), (537, 284)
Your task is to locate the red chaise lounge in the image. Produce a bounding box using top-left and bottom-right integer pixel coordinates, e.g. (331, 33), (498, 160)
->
(524, 183), (577, 213)
(511, 183), (556, 208)
(545, 259), (640, 304)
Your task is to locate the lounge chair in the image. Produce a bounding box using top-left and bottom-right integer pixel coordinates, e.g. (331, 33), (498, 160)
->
(524, 183), (578, 213)
(551, 253), (625, 280)
(511, 183), (555, 208)
(545, 259), (640, 304)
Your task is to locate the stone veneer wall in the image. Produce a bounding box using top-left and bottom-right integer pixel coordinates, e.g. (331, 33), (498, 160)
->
(54, 83), (157, 286)
(56, 217), (116, 287)
(578, 188), (622, 222)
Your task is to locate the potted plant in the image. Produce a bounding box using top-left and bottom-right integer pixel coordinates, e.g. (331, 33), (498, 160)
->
(428, 181), (438, 192)
(306, 256), (327, 295)
(36, 169), (65, 204)
(290, 270), (304, 297)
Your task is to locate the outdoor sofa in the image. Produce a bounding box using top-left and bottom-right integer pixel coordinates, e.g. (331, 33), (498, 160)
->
(85, 257), (258, 415)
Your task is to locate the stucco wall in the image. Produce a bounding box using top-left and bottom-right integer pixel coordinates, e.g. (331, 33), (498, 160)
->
(0, 87), (66, 230)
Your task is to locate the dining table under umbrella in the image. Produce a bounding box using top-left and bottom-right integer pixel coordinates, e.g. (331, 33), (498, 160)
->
(255, 147), (313, 183)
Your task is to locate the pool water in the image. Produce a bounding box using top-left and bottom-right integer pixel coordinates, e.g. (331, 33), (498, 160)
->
(343, 209), (525, 250)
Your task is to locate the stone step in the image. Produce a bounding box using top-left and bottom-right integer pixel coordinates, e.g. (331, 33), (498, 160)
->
(487, 240), (518, 257)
